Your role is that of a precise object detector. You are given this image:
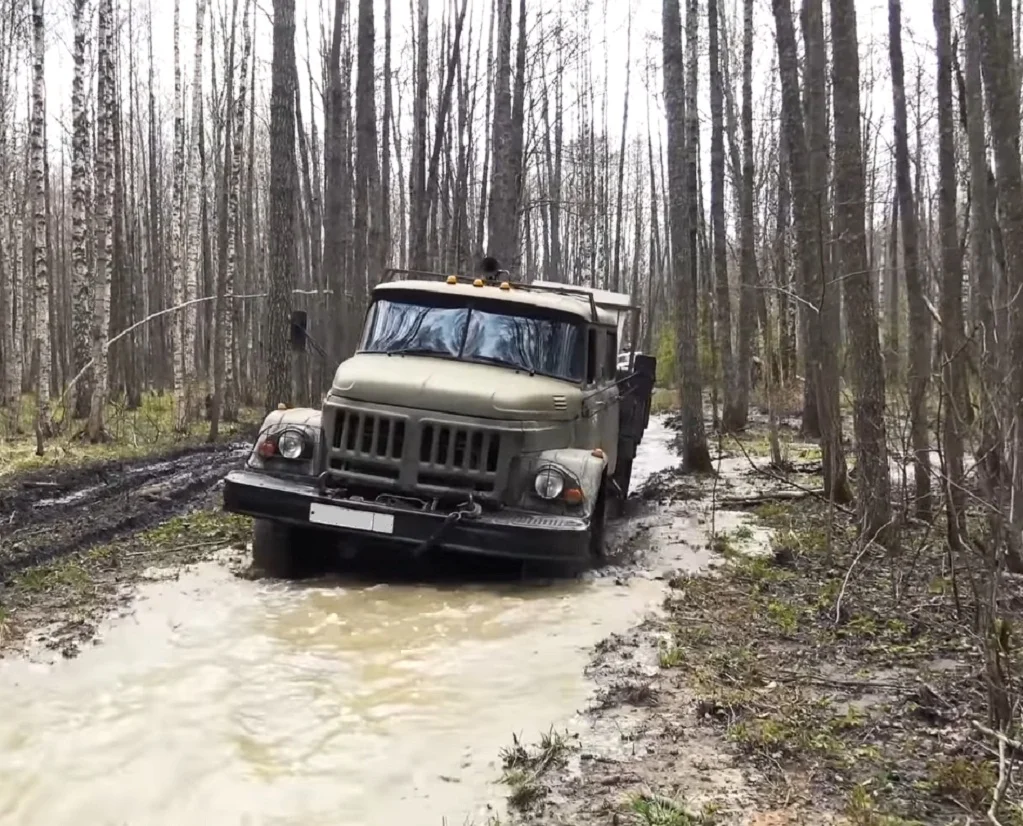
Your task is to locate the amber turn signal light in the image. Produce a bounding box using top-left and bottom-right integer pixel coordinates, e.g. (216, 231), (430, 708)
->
(563, 487), (584, 506)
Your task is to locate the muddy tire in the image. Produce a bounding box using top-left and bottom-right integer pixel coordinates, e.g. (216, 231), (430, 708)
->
(609, 457), (633, 519)
(588, 481), (608, 564)
(251, 519), (302, 578)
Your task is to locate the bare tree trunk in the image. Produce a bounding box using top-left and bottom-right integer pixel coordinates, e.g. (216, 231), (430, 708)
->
(801, 0), (848, 500)
(179, 0), (209, 426)
(171, 0), (186, 427)
(87, 0), (114, 442)
(266, 0), (297, 410)
(70, 0), (93, 420)
(885, 192), (900, 382)
(736, 0), (757, 425)
(212, 0), (250, 432)
(30, 0), (51, 450)
(964, 0), (1002, 534)
(978, 0), (1023, 569)
(353, 0), (380, 299)
(611, 9), (632, 295)
(889, 0), (932, 518)
(323, 0), (351, 361)
(933, 0), (968, 555)
(830, 0), (892, 539)
(409, 0), (429, 268)
(664, 0), (711, 471)
(486, 0), (516, 270)
(381, 0), (392, 266)
(772, 0), (849, 501)
(710, 0), (738, 431)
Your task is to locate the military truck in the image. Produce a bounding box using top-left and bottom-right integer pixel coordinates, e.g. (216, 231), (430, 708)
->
(222, 267), (656, 576)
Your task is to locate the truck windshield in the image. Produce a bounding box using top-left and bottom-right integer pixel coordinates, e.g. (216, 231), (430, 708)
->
(360, 295), (586, 382)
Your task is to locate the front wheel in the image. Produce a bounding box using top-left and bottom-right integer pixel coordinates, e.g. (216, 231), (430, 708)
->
(251, 519), (331, 578)
(252, 519), (298, 578)
(610, 457), (633, 519)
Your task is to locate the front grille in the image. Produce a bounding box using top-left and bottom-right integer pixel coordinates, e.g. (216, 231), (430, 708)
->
(419, 424), (500, 473)
(325, 404), (507, 496)
(332, 409), (406, 460)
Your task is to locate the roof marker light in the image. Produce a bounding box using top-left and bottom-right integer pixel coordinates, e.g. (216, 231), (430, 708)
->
(472, 278), (484, 287)
(499, 281), (511, 290)
(446, 275), (457, 284)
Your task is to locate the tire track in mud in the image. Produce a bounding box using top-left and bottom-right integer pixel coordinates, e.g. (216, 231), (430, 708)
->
(0, 442), (250, 580)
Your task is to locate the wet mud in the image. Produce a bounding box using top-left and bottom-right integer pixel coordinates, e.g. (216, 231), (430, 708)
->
(0, 416), (705, 826)
(1, 441), (250, 578)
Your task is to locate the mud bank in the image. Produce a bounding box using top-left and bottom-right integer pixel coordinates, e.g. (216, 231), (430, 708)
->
(504, 422), (1021, 825)
(0, 442), (251, 657)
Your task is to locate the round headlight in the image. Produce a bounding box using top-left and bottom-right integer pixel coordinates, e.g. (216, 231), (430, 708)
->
(277, 429), (306, 459)
(534, 466), (564, 500)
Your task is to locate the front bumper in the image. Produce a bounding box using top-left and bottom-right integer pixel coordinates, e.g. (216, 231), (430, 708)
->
(222, 470), (591, 562)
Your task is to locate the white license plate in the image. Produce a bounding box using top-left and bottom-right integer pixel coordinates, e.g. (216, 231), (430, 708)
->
(308, 503), (395, 535)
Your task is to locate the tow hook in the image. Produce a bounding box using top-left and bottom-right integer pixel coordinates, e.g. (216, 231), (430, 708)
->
(411, 495), (482, 558)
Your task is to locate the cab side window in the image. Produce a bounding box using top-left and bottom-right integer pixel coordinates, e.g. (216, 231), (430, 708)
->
(605, 331), (617, 378)
(586, 328), (599, 384)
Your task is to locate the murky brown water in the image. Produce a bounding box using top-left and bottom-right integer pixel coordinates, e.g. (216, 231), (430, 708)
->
(0, 419), (710, 826)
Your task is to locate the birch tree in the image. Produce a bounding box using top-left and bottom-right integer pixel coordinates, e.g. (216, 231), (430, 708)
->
(181, 0), (209, 426)
(70, 0), (92, 421)
(30, 0), (50, 450)
(87, 0), (114, 441)
(486, 0), (516, 270)
(266, 0), (297, 409)
(171, 0), (186, 429)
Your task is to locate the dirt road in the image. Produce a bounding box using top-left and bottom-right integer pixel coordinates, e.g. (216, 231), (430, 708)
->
(0, 417), (718, 826)
(0, 441), (252, 656)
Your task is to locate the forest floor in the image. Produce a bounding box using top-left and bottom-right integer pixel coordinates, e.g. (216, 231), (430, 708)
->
(0, 392), (260, 658)
(2, 393), (1020, 824)
(497, 414), (1023, 826)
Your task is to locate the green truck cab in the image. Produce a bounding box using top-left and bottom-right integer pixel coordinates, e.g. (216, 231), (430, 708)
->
(222, 268), (656, 576)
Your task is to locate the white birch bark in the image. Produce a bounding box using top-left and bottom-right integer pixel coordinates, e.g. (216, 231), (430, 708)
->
(223, 0), (251, 421)
(30, 0), (51, 447)
(171, 0), (186, 429)
(182, 0), (210, 424)
(87, 0), (114, 441)
(71, 0), (93, 421)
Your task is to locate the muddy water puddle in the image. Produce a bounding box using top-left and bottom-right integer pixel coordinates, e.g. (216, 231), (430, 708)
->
(0, 417), (717, 826)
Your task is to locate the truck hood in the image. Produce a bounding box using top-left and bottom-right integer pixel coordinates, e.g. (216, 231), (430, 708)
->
(330, 354), (581, 420)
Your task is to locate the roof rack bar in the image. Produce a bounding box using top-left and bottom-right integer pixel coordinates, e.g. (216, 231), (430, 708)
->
(378, 267), (601, 323)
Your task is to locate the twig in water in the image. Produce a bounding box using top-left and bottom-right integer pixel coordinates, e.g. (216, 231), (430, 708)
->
(125, 539), (230, 557)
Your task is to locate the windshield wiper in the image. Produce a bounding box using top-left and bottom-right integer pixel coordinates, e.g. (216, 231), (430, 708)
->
(384, 347), (452, 358)
(465, 354), (535, 376)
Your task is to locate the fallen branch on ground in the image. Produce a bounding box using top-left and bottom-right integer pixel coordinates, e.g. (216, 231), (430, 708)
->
(730, 434), (855, 515)
(715, 490), (825, 508)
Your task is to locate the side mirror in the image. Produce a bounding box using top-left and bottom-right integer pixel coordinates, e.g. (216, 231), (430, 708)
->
(290, 309), (308, 352)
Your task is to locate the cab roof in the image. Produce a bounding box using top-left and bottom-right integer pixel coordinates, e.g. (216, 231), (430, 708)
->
(372, 278), (620, 326)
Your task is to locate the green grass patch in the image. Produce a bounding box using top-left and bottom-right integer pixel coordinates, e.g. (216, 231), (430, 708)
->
(498, 728), (574, 811)
(651, 387), (678, 415)
(629, 793), (719, 825)
(659, 490), (1018, 823)
(0, 391), (261, 480)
